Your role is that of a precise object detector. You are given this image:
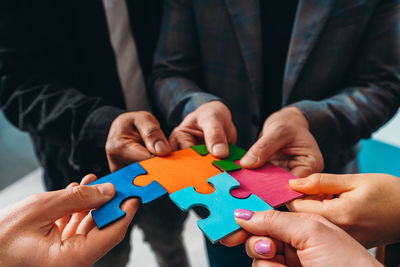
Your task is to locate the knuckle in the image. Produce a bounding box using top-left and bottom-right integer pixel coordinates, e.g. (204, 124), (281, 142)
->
(334, 207), (357, 229)
(206, 128), (225, 139)
(269, 123), (291, 138)
(303, 220), (326, 235)
(142, 126), (162, 139)
(106, 139), (125, 156)
(136, 111), (156, 122)
(260, 210), (281, 226)
(70, 186), (90, 201)
(308, 173), (323, 187)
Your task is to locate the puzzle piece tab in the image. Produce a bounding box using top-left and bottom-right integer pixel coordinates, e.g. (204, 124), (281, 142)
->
(191, 143), (247, 172)
(169, 173), (273, 243)
(135, 148), (222, 194)
(89, 163), (167, 229)
(230, 161), (304, 208)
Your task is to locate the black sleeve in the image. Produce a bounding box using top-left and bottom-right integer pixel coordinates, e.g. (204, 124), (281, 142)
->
(0, 1), (124, 170)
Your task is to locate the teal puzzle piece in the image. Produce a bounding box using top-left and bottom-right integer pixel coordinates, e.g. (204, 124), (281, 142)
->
(89, 162), (168, 229)
(169, 172), (273, 243)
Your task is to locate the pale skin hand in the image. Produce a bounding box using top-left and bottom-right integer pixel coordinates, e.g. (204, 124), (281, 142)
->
(106, 111), (171, 172)
(235, 210), (382, 267)
(287, 173), (400, 248)
(240, 106), (324, 178)
(169, 101), (237, 157)
(0, 176), (139, 267)
(220, 107), (324, 246)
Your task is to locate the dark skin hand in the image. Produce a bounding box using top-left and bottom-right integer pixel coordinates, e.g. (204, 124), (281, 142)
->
(106, 111), (172, 172)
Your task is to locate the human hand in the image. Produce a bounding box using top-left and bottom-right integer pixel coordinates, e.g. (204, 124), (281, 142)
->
(169, 101), (237, 158)
(106, 111), (171, 172)
(55, 174), (110, 241)
(287, 173), (400, 248)
(0, 177), (139, 267)
(240, 107), (324, 178)
(235, 209), (382, 267)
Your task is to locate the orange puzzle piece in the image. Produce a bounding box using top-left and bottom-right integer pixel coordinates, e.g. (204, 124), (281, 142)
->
(135, 148), (222, 194)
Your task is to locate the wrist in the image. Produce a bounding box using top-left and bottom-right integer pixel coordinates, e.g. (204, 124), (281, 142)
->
(284, 106), (309, 130)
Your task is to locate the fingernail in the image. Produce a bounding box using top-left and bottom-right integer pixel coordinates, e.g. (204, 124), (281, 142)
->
(155, 140), (168, 154)
(255, 240), (272, 256)
(212, 143), (227, 157)
(234, 209), (254, 220)
(289, 178), (307, 186)
(240, 153), (258, 166)
(98, 183), (114, 196)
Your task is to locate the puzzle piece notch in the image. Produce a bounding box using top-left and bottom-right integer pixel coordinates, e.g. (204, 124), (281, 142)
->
(169, 173), (273, 243)
(230, 161), (304, 208)
(135, 148), (222, 194)
(191, 143), (247, 172)
(89, 162), (168, 229)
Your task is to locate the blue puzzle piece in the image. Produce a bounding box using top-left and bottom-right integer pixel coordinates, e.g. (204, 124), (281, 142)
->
(89, 162), (167, 229)
(169, 172), (273, 243)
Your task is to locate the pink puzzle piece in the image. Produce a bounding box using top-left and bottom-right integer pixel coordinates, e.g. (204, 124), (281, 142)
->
(230, 161), (304, 208)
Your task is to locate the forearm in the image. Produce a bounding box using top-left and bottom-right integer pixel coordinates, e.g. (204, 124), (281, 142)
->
(152, 75), (221, 125)
(0, 76), (124, 167)
(151, 0), (221, 126)
(293, 0), (400, 155)
(292, 83), (400, 154)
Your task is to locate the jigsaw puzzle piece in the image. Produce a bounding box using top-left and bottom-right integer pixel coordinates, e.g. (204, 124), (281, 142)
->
(135, 148), (221, 194)
(169, 173), (272, 243)
(230, 161), (304, 208)
(89, 162), (168, 229)
(191, 143), (247, 172)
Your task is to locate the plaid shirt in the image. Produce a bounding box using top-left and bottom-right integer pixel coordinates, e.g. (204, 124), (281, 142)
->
(151, 0), (400, 173)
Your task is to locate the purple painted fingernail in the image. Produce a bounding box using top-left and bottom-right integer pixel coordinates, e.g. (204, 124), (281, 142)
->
(234, 209), (254, 220)
(255, 240), (272, 256)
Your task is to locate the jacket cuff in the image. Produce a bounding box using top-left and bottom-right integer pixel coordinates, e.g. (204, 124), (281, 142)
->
(183, 92), (222, 118)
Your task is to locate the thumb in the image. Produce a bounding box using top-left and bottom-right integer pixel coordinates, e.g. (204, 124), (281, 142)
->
(38, 184), (116, 222)
(289, 173), (357, 195)
(240, 127), (287, 169)
(235, 210), (330, 250)
(199, 119), (230, 158)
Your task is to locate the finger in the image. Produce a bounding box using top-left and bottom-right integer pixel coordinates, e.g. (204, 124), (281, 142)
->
(245, 236), (277, 260)
(133, 112), (171, 156)
(37, 184), (116, 222)
(286, 198), (334, 217)
(240, 127), (288, 169)
(225, 122), (238, 144)
(198, 119), (229, 158)
(169, 128), (199, 150)
(288, 173), (357, 195)
(61, 211), (88, 240)
(289, 166), (314, 179)
(253, 258), (287, 267)
(108, 157), (129, 173)
(109, 141), (153, 171)
(63, 199), (140, 264)
(235, 209), (331, 250)
(76, 213), (96, 236)
(55, 182), (80, 232)
(219, 229), (251, 247)
(80, 174), (98, 185)
(284, 244), (302, 267)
